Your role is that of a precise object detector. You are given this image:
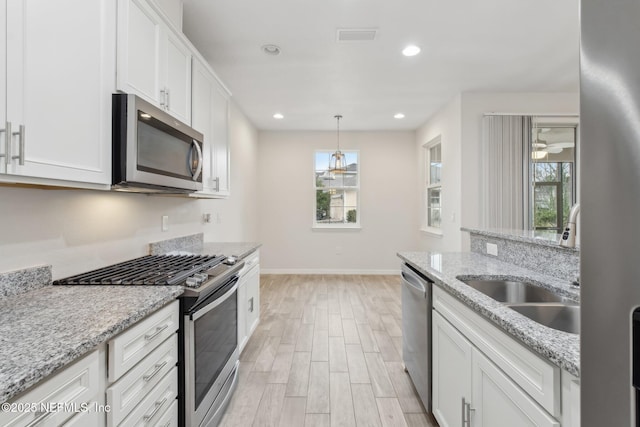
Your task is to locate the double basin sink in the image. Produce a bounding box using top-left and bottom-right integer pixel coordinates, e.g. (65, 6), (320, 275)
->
(456, 277), (579, 334)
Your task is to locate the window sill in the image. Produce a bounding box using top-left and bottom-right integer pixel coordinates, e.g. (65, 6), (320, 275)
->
(312, 224), (362, 231)
(420, 227), (443, 237)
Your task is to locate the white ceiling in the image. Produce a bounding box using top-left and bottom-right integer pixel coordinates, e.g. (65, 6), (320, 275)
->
(182, 0), (579, 131)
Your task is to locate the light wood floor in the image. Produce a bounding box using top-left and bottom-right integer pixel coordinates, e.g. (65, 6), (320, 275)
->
(220, 274), (439, 427)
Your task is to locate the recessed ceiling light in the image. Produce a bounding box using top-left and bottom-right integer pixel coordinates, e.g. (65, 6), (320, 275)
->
(262, 44), (281, 56)
(402, 45), (421, 57)
(273, 113), (284, 119)
(394, 113), (405, 119)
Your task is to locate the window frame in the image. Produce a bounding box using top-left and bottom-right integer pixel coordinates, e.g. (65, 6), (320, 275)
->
(422, 137), (443, 236)
(312, 149), (361, 229)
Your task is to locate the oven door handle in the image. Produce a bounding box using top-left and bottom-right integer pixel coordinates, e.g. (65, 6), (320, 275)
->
(191, 277), (239, 321)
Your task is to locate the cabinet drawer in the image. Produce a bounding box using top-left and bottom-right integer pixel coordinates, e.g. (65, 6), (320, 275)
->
(119, 367), (177, 427)
(62, 403), (103, 426)
(433, 287), (560, 417)
(0, 350), (100, 427)
(107, 335), (177, 426)
(155, 400), (178, 427)
(241, 250), (259, 272)
(108, 300), (179, 382)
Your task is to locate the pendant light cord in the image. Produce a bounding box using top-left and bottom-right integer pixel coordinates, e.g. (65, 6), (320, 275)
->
(335, 114), (342, 151)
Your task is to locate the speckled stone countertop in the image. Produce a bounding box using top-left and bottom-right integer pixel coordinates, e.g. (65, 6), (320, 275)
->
(397, 251), (580, 377)
(0, 285), (183, 404)
(461, 227), (580, 252)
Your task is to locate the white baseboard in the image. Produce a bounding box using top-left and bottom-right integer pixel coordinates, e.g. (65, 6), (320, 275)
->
(260, 268), (401, 275)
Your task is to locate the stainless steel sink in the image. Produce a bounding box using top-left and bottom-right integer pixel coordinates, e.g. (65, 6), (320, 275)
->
(457, 278), (568, 303)
(505, 303), (580, 334)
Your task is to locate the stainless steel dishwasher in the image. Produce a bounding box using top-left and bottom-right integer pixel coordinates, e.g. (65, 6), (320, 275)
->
(401, 263), (432, 413)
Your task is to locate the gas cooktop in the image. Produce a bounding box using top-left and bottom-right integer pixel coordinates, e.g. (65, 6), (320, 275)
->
(53, 254), (225, 288)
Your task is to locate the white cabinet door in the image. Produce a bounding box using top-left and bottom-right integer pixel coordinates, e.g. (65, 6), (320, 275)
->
(164, 31), (191, 124)
(245, 263), (260, 338)
(3, 0), (113, 185)
(189, 58), (231, 198)
(472, 349), (559, 427)
(190, 58), (217, 196)
(432, 311), (473, 427)
(0, 0), (6, 175)
(117, 0), (162, 106)
(117, 0), (191, 124)
(211, 80), (230, 196)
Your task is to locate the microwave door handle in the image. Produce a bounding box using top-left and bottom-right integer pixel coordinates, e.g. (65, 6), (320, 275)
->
(191, 140), (203, 181)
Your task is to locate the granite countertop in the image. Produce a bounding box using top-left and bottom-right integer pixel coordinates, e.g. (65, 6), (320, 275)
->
(199, 242), (261, 259)
(397, 251), (580, 377)
(461, 227), (580, 252)
(148, 234), (261, 260)
(0, 285), (183, 404)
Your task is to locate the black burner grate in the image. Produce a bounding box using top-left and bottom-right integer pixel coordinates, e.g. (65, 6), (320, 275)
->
(53, 254), (223, 286)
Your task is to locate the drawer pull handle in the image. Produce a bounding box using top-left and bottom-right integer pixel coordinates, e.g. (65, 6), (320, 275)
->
(249, 297), (254, 313)
(145, 324), (169, 341)
(143, 361), (168, 382)
(26, 411), (53, 427)
(143, 396), (168, 422)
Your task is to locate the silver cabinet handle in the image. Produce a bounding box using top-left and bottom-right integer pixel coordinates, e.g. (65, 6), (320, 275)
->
(249, 297), (254, 313)
(191, 140), (203, 181)
(12, 125), (25, 165)
(165, 88), (170, 110)
(144, 324), (169, 341)
(0, 121), (10, 165)
(143, 396), (167, 421)
(25, 410), (53, 427)
(143, 360), (168, 382)
(213, 177), (220, 192)
(160, 88), (167, 109)
(461, 397), (474, 427)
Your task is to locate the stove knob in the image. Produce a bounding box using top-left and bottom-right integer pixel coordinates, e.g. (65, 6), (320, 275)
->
(195, 273), (209, 282)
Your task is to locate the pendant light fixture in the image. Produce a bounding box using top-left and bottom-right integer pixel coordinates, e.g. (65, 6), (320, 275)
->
(329, 114), (347, 174)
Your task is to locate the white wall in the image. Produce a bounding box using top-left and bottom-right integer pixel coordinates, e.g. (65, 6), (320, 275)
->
(257, 131), (419, 274)
(0, 102), (258, 280)
(459, 92), (580, 248)
(416, 95), (463, 253)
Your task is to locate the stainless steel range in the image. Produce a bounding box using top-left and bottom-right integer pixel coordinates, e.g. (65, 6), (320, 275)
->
(54, 253), (244, 427)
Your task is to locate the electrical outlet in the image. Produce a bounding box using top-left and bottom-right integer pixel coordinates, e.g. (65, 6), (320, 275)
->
(203, 213), (212, 224)
(486, 242), (498, 256)
(161, 215), (169, 232)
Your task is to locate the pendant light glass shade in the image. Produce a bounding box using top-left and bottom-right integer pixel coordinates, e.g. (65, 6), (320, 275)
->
(329, 115), (347, 174)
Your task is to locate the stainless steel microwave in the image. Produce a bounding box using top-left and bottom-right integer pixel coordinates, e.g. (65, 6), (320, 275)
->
(112, 93), (204, 193)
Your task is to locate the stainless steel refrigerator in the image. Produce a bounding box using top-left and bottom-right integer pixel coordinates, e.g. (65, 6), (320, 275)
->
(581, 1), (640, 425)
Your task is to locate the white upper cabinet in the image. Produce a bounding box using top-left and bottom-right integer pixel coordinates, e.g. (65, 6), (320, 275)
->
(117, 0), (192, 124)
(0, 0), (114, 187)
(190, 56), (231, 198)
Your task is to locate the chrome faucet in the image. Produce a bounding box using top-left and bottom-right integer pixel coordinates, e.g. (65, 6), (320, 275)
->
(560, 203), (580, 248)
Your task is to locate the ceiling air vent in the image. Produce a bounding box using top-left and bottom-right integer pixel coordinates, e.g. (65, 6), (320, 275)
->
(336, 28), (378, 42)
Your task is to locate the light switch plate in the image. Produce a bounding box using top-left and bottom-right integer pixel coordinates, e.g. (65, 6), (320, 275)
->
(486, 242), (498, 256)
(161, 215), (169, 232)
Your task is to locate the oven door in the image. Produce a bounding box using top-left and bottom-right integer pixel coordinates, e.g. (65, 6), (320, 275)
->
(184, 276), (239, 427)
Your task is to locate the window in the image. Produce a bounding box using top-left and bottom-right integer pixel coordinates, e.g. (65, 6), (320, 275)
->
(530, 124), (577, 232)
(314, 150), (359, 227)
(424, 138), (442, 231)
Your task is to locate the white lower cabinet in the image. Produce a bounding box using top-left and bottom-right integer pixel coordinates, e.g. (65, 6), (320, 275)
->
(238, 250), (260, 353)
(432, 286), (573, 427)
(106, 300), (179, 426)
(432, 310), (472, 427)
(0, 349), (102, 427)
